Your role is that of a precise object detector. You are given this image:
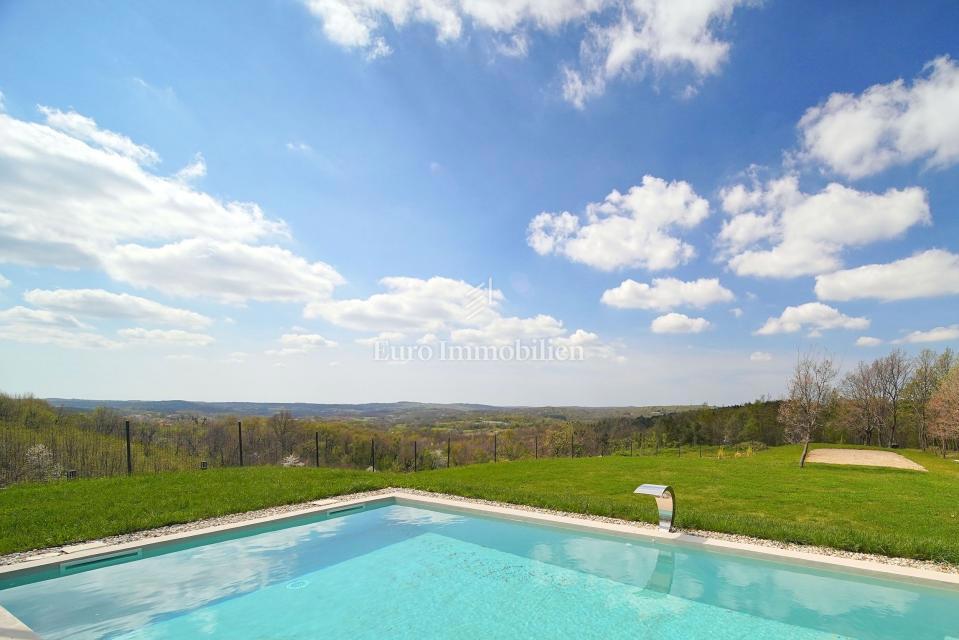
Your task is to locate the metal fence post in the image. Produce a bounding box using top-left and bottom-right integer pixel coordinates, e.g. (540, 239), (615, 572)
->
(315, 432), (320, 467)
(447, 433), (451, 468)
(534, 434), (538, 459)
(630, 439), (633, 456)
(570, 431), (574, 458)
(238, 421), (244, 467)
(370, 437), (375, 472)
(493, 433), (497, 462)
(414, 440), (418, 472)
(125, 420), (132, 475)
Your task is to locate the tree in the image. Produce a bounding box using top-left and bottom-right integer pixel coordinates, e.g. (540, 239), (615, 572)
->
(841, 360), (883, 445)
(875, 348), (913, 447)
(929, 366), (959, 458)
(779, 351), (838, 467)
(905, 349), (942, 450)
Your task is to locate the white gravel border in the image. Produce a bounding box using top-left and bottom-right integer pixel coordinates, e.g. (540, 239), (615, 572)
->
(2, 487), (956, 576)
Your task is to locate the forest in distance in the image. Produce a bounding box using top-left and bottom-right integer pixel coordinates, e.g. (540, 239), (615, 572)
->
(2, 346), (957, 484)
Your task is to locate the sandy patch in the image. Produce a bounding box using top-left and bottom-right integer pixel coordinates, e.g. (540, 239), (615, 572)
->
(806, 448), (926, 471)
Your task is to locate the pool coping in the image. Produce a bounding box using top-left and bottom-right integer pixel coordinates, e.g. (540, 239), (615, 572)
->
(2, 489), (959, 638)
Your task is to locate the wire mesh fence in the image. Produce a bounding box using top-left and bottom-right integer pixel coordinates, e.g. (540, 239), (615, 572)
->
(0, 412), (770, 487)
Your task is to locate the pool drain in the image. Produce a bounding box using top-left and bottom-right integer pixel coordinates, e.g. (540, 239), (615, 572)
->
(286, 579), (310, 590)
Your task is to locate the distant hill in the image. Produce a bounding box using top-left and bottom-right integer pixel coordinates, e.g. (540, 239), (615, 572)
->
(44, 398), (699, 424)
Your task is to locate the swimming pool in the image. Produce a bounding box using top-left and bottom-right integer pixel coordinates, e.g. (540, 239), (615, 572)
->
(2, 496), (957, 639)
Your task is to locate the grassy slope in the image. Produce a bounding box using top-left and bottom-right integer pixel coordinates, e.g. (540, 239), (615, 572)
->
(2, 445), (958, 563)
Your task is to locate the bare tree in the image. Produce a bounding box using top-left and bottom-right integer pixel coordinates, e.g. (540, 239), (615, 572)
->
(875, 348), (913, 447)
(269, 410), (298, 457)
(905, 349), (941, 449)
(841, 360), (883, 445)
(929, 366), (959, 458)
(779, 350), (838, 467)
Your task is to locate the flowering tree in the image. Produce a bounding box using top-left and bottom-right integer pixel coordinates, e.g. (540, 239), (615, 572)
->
(929, 367), (959, 458)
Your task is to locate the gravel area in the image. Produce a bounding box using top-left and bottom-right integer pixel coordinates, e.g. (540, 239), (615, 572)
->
(3, 487), (956, 576)
(806, 448), (927, 471)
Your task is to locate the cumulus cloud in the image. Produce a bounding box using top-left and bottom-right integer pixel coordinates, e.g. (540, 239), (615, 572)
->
(749, 351), (771, 361)
(755, 302), (868, 336)
(855, 336), (882, 347)
(355, 331), (405, 346)
(104, 239), (343, 304)
(528, 175), (709, 271)
(0, 273), (9, 289)
(0, 306), (119, 349)
(601, 277), (733, 311)
(302, 0), (757, 106)
(23, 288), (212, 329)
(650, 312), (710, 334)
(814, 249), (959, 302)
(306, 274), (613, 356)
(305, 276), (503, 333)
(38, 106), (160, 165)
(717, 175), (929, 278)
(118, 328), (215, 347)
(450, 314), (565, 345)
(268, 331), (339, 355)
(0, 106), (342, 305)
(894, 325), (959, 344)
(174, 152), (207, 182)
(798, 56), (959, 179)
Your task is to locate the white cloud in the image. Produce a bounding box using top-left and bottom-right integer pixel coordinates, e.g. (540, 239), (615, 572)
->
(23, 288), (211, 329)
(894, 325), (959, 344)
(104, 239), (343, 304)
(798, 56), (959, 179)
(650, 312), (710, 334)
(755, 302), (868, 336)
(286, 141), (313, 153)
(717, 175), (929, 278)
(267, 331), (338, 356)
(38, 106), (160, 165)
(305, 276), (502, 333)
(749, 351), (771, 361)
(451, 314), (565, 345)
(0, 273), (9, 289)
(355, 331), (405, 345)
(174, 152), (206, 182)
(302, 1), (756, 107)
(0, 306), (118, 349)
(855, 336), (882, 347)
(563, 0), (752, 108)
(730, 307), (743, 317)
(119, 328), (215, 347)
(223, 351), (248, 364)
(306, 274), (613, 356)
(0, 107), (341, 306)
(528, 175), (709, 271)
(814, 249), (959, 302)
(601, 277), (733, 311)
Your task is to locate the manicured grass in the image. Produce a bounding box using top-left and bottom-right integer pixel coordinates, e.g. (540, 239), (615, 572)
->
(3, 445), (959, 563)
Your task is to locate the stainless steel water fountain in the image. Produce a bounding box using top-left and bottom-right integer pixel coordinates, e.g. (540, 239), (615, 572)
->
(633, 484), (676, 532)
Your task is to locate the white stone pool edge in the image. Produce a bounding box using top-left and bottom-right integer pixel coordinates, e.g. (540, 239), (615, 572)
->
(2, 489), (958, 639)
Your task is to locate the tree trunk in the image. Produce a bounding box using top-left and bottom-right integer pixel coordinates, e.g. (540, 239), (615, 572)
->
(799, 439), (810, 468)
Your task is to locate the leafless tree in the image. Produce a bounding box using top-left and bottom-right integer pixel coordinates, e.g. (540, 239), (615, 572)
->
(779, 350), (838, 466)
(906, 349), (941, 449)
(269, 410), (298, 456)
(875, 348), (913, 447)
(841, 360), (883, 445)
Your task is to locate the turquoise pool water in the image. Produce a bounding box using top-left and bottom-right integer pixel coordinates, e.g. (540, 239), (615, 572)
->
(2, 502), (958, 639)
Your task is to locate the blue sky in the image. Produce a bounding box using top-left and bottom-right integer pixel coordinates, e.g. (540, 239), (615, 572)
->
(0, 0), (957, 405)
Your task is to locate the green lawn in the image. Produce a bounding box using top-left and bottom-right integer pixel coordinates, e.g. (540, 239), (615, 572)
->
(3, 445), (959, 563)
